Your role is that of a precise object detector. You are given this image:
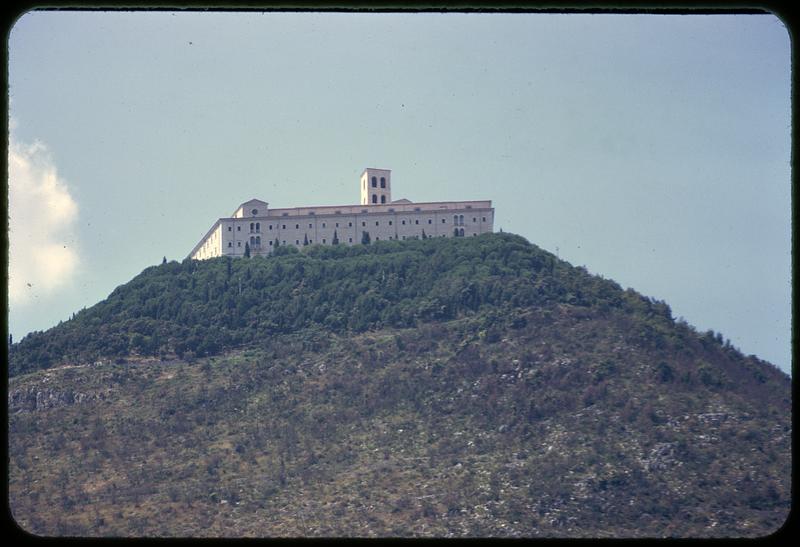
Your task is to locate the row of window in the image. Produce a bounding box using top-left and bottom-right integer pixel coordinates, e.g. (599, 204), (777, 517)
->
(369, 176), (387, 189)
(371, 194), (387, 204)
(227, 216), (488, 233)
(228, 231), (481, 251)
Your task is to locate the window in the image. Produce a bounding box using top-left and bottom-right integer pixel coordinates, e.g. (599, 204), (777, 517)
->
(482, 217), (486, 222)
(252, 208), (258, 216)
(282, 224), (286, 229)
(428, 219), (432, 224)
(256, 222), (261, 232)
(335, 222), (339, 228)
(238, 242), (241, 247)
(269, 224), (273, 230)
(322, 222), (326, 228)
(375, 221), (379, 226)
(389, 220), (393, 226)
(372, 194), (377, 204)
(227, 226), (232, 232)
(348, 222), (352, 227)
(296, 240), (300, 245)
(473, 218), (477, 223)
(442, 219), (446, 224)
(375, 236), (379, 240)
(269, 240), (273, 246)
(381, 195), (386, 204)
(256, 236), (261, 245)
(414, 207), (421, 211)
(380, 177), (386, 188)
(348, 237), (352, 243)
(371, 176), (377, 187)
(415, 219), (419, 225)
(459, 215), (464, 225)
(237, 226), (241, 231)
(309, 223), (313, 228)
(295, 224), (299, 229)
(228, 242), (232, 247)
(250, 236), (255, 244)
(322, 239), (326, 244)
(362, 221), (366, 227)
(402, 220), (406, 225)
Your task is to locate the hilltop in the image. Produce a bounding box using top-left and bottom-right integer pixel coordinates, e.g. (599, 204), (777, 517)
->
(10, 232), (666, 375)
(8, 233), (791, 537)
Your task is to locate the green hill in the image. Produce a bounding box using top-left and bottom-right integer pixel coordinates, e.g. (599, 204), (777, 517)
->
(8, 233), (791, 537)
(10, 232), (660, 375)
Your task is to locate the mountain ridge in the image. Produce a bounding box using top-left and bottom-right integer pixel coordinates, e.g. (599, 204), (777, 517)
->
(8, 232), (791, 537)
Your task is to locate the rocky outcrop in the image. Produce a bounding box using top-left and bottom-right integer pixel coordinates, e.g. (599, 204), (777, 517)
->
(8, 385), (113, 414)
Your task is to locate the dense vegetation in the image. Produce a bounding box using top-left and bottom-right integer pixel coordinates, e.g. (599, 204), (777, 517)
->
(11, 233), (671, 377)
(8, 232), (791, 537)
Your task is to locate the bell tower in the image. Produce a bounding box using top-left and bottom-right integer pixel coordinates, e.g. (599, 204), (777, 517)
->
(360, 168), (392, 205)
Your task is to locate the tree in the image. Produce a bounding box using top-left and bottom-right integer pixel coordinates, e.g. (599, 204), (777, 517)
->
(162, 256), (167, 265)
(361, 231), (371, 245)
(303, 234), (309, 246)
(421, 230), (427, 240)
(274, 237), (280, 249)
(244, 242), (251, 258)
(332, 230), (339, 245)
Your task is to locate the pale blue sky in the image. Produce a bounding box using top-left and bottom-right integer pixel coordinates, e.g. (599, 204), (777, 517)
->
(7, 11), (792, 374)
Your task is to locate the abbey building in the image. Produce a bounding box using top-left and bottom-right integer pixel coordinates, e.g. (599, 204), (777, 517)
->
(189, 168), (494, 260)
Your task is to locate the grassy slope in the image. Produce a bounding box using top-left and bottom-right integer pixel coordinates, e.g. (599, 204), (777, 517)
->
(9, 303), (791, 537)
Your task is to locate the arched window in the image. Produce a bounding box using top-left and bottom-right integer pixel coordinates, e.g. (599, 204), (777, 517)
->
(372, 177), (377, 188)
(459, 228), (465, 237)
(256, 236), (261, 246)
(372, 194), (378, 204)
(381, 195), (386, 203)
(380, 177), (386, 188)
(459, 215), (464, 225)
(256, 222), (260, 232)
(250, 222), (254, 232)
(454, 215), (458, 225)
(250, 236), (255, 245)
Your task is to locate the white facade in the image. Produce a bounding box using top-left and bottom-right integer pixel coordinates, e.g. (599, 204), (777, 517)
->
(189, 168), (494, 260)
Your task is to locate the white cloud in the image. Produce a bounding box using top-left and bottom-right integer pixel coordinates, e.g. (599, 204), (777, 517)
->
(8, 134), (80, 306)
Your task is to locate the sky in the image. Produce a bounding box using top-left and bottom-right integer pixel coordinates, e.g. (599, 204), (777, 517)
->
(7, 10), (792, 374)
